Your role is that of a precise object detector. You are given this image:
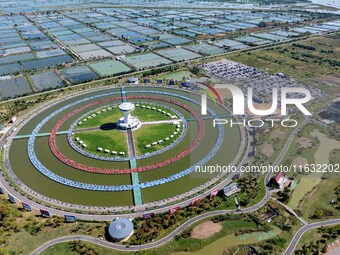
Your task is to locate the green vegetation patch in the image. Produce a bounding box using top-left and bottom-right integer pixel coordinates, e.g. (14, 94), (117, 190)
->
(132, 104), (172, 122)
(74, 106), (122, 129)
(299, 178), (339, 221)
(134, 123), (182, 155)
(75, 129), (128, 156)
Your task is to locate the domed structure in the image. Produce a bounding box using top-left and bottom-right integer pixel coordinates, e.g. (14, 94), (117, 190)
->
(108, 218), (134, 241)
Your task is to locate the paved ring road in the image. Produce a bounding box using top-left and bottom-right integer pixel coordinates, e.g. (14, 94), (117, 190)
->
(30, 194), (271, 255)
(30, 218), (340, 255)
(283, 219), (340, 255)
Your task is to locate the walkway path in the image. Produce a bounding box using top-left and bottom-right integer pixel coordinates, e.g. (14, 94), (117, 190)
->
(127, 128), (143, 206)
(13, 131), (68, 139)
(271, 197), (308, 225)
(283, 219), (340, 255)
(121, 86), (143, 206)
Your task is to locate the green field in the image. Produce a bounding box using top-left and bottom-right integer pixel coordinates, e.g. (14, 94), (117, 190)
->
(4, 212), (107, 255)
(299, 178), (339, 220)
(153, 70), (193, 81)
(74, 107), (122, 129)
(40, 243), (78, 255)
(75, 129), (128, 155)
(132, 104), (172, 122)
(75, 104), (173, 131)
(134, 123), (181, 155)
(171, 230), (279, 255)
(73, 102), (180, 156)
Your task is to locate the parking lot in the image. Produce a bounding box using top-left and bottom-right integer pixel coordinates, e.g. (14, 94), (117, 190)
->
(200, 60), (326, 103)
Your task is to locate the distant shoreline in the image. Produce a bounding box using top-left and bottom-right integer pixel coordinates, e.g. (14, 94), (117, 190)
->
(311, 0), (340, 8)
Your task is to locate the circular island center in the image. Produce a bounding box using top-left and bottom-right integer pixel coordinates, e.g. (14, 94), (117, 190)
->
(117, 102), (141, 130)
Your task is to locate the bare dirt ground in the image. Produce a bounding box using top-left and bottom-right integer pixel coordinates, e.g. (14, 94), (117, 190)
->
(314, 74), (340, 86)
(309, 74), (340, 94)
(296, 137), (312, 149)
(191, 221), (222, 239)
(215, 87), (232, 99)
(292, 156), (308, 167)
(270, 129), (285, 139)
(261, 143), (274, 157)
(245, 103), (281, 118)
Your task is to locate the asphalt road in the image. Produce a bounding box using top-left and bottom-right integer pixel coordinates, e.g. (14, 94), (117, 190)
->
(282, 219), (340, 255)
(31, 218), (340, 255)
(31, 194), (271, 255)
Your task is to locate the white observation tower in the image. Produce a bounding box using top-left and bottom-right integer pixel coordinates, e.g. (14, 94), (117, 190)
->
(117, 102), (141, 129)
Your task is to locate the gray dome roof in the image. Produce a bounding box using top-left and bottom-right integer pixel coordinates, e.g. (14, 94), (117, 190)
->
(108, 218), (133, 240)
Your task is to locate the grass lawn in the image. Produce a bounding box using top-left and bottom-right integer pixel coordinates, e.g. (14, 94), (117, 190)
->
(39, 242), (129, 255)
(153, 70), (193, 81)
(6, 219), (106, 255)
(75, 107), (122, 129)
(329, 148), (340, 165)
(170, 228), (280, 255)
(75, 104), (174, 130)
(40, 243), (79, 255)
(300, 178), (339, 221)
(75, 129), (128, 155)
(134, 123), (181, 155)
(133, 104), (172, 122)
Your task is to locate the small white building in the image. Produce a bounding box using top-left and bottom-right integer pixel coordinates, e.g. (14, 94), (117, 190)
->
(127, 77), (138, 84)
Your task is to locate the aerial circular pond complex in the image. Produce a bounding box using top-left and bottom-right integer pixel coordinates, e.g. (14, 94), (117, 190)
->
(3, 86), (243, 212)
